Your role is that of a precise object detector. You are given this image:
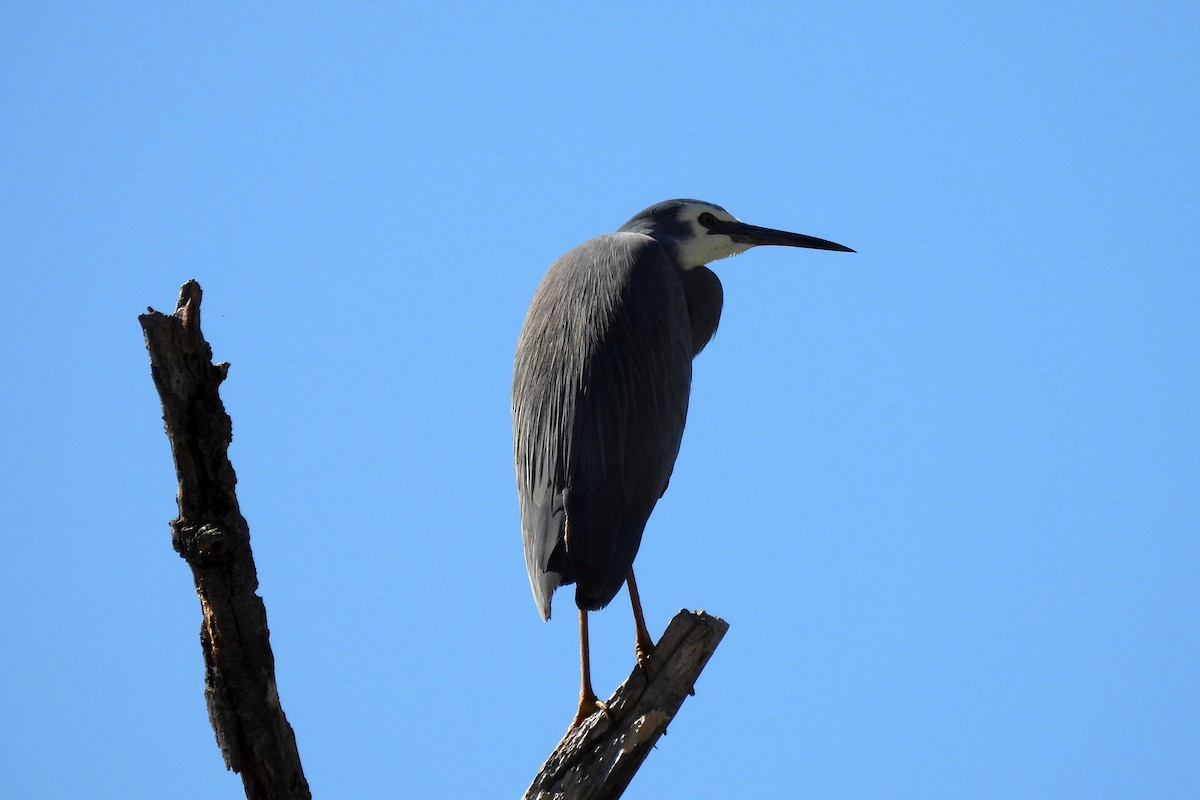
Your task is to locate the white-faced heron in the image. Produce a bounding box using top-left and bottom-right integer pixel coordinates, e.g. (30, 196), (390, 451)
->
(512, 198), (854, 728)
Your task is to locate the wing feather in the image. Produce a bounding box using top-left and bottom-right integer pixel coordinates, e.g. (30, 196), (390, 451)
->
(513, 233), (692, 619)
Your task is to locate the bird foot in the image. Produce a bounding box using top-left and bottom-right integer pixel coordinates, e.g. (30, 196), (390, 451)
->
(570, 693), (615, 731)
(635, 637), (656, 680)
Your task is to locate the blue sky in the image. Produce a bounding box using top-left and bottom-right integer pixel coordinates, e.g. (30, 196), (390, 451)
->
(2, 3), (1197, 798)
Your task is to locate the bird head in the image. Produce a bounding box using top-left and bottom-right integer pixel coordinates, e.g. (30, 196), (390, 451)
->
(618, 199), (854, 269)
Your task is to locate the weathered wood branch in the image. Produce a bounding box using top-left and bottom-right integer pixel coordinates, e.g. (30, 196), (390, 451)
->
(524, 609), (729, 800)
(140, 280), (310, 800)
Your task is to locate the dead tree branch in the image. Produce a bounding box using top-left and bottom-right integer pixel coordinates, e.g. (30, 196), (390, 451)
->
(524, 609), (729, 800)
(140, 280), (310, 800)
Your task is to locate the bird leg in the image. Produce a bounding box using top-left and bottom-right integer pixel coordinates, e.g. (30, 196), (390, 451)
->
(627, 569), (655, 668)
(570, 609), (611, 729)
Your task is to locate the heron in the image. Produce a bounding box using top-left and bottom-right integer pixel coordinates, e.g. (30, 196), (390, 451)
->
(512, 198), (853, 729)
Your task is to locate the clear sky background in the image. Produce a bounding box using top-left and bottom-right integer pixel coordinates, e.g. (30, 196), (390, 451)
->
(2, 3), (1197, 798)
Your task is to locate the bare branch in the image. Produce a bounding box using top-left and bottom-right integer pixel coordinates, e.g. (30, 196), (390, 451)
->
(140, 281), (310, 800)
(524, 610), (729, 800)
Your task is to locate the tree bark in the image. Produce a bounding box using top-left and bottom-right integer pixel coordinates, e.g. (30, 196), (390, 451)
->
(140, 280), (310, 800)
(524, 609), (729, 800)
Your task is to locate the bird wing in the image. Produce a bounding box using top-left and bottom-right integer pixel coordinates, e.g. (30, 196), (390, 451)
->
(513, 233), (693, 620)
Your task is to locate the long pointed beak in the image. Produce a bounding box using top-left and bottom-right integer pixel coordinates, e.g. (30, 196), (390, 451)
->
(710, 219), (855, 253)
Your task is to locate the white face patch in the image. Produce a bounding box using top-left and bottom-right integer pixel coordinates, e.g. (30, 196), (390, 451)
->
(673, 202), (754, 269)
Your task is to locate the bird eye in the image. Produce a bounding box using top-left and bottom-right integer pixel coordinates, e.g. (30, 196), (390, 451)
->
(697, 212), (717, 228)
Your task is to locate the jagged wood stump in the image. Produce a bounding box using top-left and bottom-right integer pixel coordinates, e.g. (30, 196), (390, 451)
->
(524, 610), (729, 800)
(141, 281), (310, 800)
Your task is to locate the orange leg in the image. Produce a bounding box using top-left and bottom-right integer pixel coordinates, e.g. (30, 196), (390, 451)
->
(570, 609), (607, 729)
(627, 569), (655, 666)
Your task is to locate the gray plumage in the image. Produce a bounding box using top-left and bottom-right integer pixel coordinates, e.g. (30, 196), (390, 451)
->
(513, 199), (853, 622)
